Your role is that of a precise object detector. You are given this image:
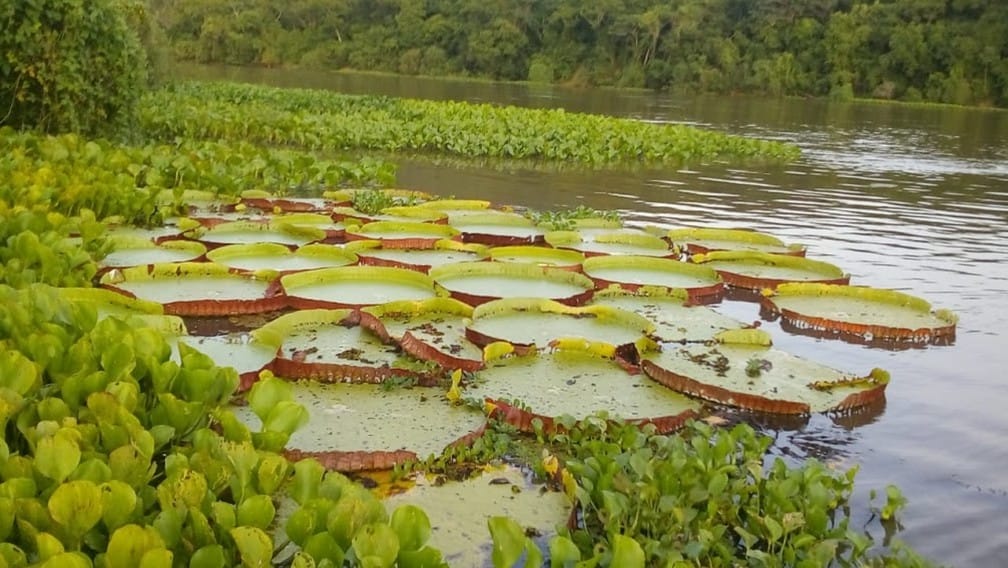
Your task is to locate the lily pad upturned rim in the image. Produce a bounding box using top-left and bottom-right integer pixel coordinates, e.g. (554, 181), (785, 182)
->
(545, 230), (676, 257)
(280, 265), (439, 310)
(205, 242), (358, 275)
(254, 309), (443, 385)
(466, 298), (656, 357)
(344, 220), (461, 249)
(99, 238), (208, 270)
(450, 213), (545, 246)
(98, 262), (285, 316)
(361, 298), (482, 372)
(412, 198), (493, 211)
(691, 251), (850, 290)
(239, 190), (334, 212)
(348, 239), (490, 272)
(331, 205), (449, 225)
(429, 262), (596, 307)
(488, 245), (585, 270)
(761, 283), (958, 342)
(581, 255), (724, 302)
(60, 286), (166, 316)
(488, 399), (699, 436)
(667, 227), (807, 257)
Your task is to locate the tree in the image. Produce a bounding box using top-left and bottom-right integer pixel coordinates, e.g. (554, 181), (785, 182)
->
(0, 0), (148, 136)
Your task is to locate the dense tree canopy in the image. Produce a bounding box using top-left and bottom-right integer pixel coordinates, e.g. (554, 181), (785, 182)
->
(150, 0), (1007, 106)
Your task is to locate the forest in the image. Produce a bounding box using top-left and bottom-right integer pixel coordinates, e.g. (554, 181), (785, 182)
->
(150, 0), (1008, 107)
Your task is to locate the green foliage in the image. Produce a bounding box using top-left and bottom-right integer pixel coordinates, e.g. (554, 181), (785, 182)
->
(526, 206), (622, 231)
(140, 82), (801, 167)
(0, 0), (149, 135)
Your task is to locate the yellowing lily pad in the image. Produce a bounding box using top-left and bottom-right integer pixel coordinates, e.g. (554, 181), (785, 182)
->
(692, 251), (849, 290)
(582, 256), (724, 302)
(667, 227), (806, 256)
(206, 243), (357, 274)
(281, 266), (439, 309)
(642, 342), (889, 415)
(188, 221), (325, 248)
(430, 262), (595, 307)
(345, 221), (460, 249)
(761, 283), (957, 343)
(349, 239), (489, 272)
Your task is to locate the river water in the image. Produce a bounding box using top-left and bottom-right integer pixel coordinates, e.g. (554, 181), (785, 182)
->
(179, 64), (1008, 566)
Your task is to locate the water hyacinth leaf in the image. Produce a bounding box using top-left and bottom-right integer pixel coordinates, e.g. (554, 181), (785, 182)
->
(0, 498), (13, 542)
(488, 516), (527, 568)
(38, 552), (92, 568)
(0, 350), (40, 397)
(397, 547), (445, 568)
(189, 545), (227, 568)
(100, 481), (138, 531)
(256, 453), (290, 496)
(262, 400), (311, 438)
(106, 524), (167, 568)
(174, 334), (278, 382)
(291, 459), (325, 505)
(47, 480), (103, 540)
(430, 262), (595, 307)
(230, 526), (274, 568)
(327, 489), (389, 549)
(352, 523), (400, 567)
(34, 430), (81, 482)
(236, 495), (276, 530)
(390, 505), (432, 552)
(548, 536), (581, 567)
(247, 377), (294, 423)
(610, 535), (645, 568)
(691, 251), (849, 290)
(761, 283), (957, 343)
(301, 532), (345, 566)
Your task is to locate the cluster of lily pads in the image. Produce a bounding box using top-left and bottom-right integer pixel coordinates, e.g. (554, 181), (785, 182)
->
(95, 188), (957, 471)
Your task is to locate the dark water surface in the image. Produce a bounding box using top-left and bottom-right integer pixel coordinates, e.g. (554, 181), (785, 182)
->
(182, 65), (1008, 566)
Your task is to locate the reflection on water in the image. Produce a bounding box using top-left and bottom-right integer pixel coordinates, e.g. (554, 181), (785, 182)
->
(178, 64), (1008, 565)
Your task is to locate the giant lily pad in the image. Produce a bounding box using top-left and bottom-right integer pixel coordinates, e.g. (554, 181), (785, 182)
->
(332, 205), (448, 225)
(546, 231), (676, 258)
(345, 221), (460, 249)
(272, 213), (348, 242)
(188, 221), (326, 249)
(667, 228), (806, 256)
(590, 288), (749, 342)
(349, 239), (489, 273)
(692, 251), (849, 290)
(470, 350), (699, 433)
(384, 465), (569, 567)
(240, 190), (336, 213)
(466, 299), (655, 360)
(235, 381), (485, 471)
(99, 263), (285, 316)
(363, 299), (483, 372)
(582, 256), (724, 303)
(106, 224), (185, 243)
(761, 283), (957, 343)
(487, 246), (584, 271)
(450, 214), (545, 246)
(174, 333), (276, 389)
(206, 243), (357, 274)
(99, 238), (207, 271)
(254, 309), (439, 384)
(429, 262), (595, 307)
(281, 266), (439, 309)
(642, 337), (889, 414)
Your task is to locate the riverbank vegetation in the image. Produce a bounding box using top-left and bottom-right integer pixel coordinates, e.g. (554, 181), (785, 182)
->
(149, 0), (1007, 107)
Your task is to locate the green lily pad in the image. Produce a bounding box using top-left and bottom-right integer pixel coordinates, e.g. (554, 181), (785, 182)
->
(349, 239), (489, 273)
(467, 298), (654, 354)
(487, 246), (584, 269)
(60, 287), (165, 320)
(189, 221), (325, 248)
(667, 228), (806, 256)
(232, 381), (485, 460)
(692, 251), (849, 290)
(99, 263), (284, 316)
(206, 243), (357, 273)
(590, 289), (749, 342)
(281, 266), (439, 309)
(240, 190), (336, 213)
(582, 256), (724, 302)
(762, 283), (957, 343)
(430, 262), (595, 307)
(384, 465), (569, 568)
(345, 221), (459, 249)
(450, 214), (545, 245)
(105, 224), (184, 243)
(100, 238), (206, 270)
(364, 299), (484, 372)
(468, 350), (699, 429)
(546, 231), (676, 257)
(642, 341), (889, 414)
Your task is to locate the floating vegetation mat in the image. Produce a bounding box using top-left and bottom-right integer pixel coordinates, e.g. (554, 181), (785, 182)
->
(206, 242), (357, 274)
(430, 262), (595, 307)
(667, 227), (806, 256)
(761, 283), (957, 344)
(692, 251), (849, 290)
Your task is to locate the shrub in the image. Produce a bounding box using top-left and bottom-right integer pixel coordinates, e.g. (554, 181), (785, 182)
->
(0, 0), (148, 136)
